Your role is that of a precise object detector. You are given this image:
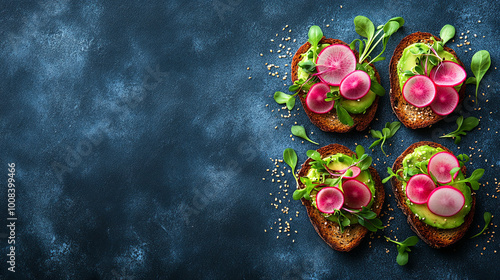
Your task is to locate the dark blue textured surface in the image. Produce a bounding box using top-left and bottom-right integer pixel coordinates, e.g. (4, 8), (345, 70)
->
(1, 0), (499, 279)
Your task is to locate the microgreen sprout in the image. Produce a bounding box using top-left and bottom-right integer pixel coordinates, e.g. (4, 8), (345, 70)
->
(291, 125), (318, 145)
(283, 148), (298, 181)
(440, 116), (480, 144)
(385, 236), (419, 266)
(369, 121), (401, 155)
(351, 16), (405, 65)
(465, 50), (491, 102)
(470, 212), (492, 239)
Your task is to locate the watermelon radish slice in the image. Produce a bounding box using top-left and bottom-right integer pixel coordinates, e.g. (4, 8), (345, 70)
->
(342, 180), (372, 209)
(316, 44), (356, 86)
(430, 86), (459, 116)
(342, 166), (361, 179)
(428, 151), (460, 184)
(430, 61), (467, 87)
(316, 187), (344, 213)
(339, 70), (371, 100)
(405, 174), (436, 204)
(402, 75), (436, 107)
(426, 186), (465, 217)
(305, 82), (335, 114)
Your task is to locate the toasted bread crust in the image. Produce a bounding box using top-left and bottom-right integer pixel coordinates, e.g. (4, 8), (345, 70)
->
(389, 32), (467, 129)
(391, 141), (475, 248)
(291, 38), (380, 133)
(296, 144), (385, 252)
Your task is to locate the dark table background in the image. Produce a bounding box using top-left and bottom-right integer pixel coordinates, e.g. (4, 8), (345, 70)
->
(1, 0), (499, 279)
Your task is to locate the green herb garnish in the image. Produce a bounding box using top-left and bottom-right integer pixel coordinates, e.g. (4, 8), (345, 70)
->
(470, 212), (492, 239)
(283, 148), (298, 181)
(465, 50), (491, 102)
(382, 167), (404, 183)
(385, 236), (419, 266)
(334, 102), (354, 126)
(450, 168), (485, 191)
(440, 116), (479, 144)
(439, 24), (456, 46)
(351, 16), (404, 65)
(291, 125), (318, 145)
(274, 91), (298, 110)
(369, 121), (401, 155)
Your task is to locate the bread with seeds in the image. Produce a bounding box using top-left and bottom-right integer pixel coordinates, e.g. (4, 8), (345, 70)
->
(389, 32), (467, 129)
(296, 144), (384, 251)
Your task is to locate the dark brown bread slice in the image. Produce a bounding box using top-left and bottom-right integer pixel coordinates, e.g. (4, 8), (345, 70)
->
(391, 141), (475, 248)
(296, 144), (385, 252)
(291, 38), (380, 133)
(389, 32), (467, 129)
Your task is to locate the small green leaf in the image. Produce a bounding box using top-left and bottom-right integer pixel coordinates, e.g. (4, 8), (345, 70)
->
(371, 56), (385, 63)
(450, 167), (461, 178)
(293, 188), (306, 200)
(465, 77), (477, 85)
(335, 103), (354, 126)
(350, 39), (365, 54)
(274, 91), (291, 104)
(286, 97), (295, 110)
(356, 145), (365, 159)
(470, 212), (492, 239)
(283, 148), (298, 180)
(298, 60), (317, 74)
(291, 125), (319, 145)
(370, 80), (386, 96)
(402, 236), (419, 247)
(403, 70), (415, 77)
(370, 129), (383, 139)
(470, 50), (491, 101)
(383, 20), (400, 37)
(288, 84), (300, 92)
(307, 25), (323, 47)
(396, 251), (409, 266)
(306, 150), (322, 161)
(354, 15), (375, 39)
(439, 24), (456, 45)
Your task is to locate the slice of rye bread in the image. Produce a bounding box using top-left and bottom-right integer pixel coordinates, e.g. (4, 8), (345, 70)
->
(391, 141), (476, 248)
(389, 32), (467, 129)
(291, 38), (381, 133)
(296, 144), (385, 252)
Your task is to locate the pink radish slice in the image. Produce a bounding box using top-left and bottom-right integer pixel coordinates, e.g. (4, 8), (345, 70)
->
(316, 44), (356, 86)
(402, 75), (436, 107)
(406, 174), (436, 204)
(305, 82), (335, 114)
(430, 86), (459, 116)
(427, 186), (465, 217)
(428, 151), (460, 184)
(342, 179), (372, 210)
(430, 61), (467, 87)
(342, 166), (361, 179)
(339, 70), (371, 100)
(316, 187), (344, 213)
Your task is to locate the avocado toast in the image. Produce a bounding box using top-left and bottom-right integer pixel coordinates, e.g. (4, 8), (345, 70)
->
(291, 38), (381, 133)
(389, 28), (467, 129)
(390, 141), (480, 248)
(295, 144), (384, 251)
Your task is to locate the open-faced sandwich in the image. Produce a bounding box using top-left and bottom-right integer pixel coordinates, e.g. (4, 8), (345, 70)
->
(387, 141), (484, 248)
(389, 25), (467, 129)
(285, 16), (404, 133)
(293, 144), (384, 251)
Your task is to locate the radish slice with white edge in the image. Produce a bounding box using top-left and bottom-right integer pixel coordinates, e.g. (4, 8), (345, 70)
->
(305, 82), (335, 114)
(342, 179), (372, 210)
(316, 187), (344, 214)
(342, 166), (361, 179)
(428, 151), (460, 184)
(427, 186), (465, 217)
(430, 61), (467, 87)
(316, 44), (357, 86)
(339, 70), (371, 100)
(402, 75), (436, 107)
(406, 174), (436, 204)
(430, 86), (459, 116)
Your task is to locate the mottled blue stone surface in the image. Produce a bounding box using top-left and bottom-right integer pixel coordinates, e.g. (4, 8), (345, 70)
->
(0, 0), (499, 279)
